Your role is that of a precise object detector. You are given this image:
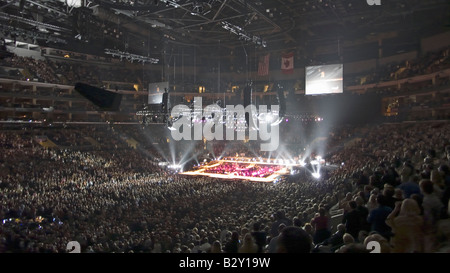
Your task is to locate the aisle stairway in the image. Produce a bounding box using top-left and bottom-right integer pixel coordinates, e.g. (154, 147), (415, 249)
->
(35, 136), (58, 148)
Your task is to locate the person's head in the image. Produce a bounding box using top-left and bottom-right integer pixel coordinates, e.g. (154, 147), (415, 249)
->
(210, 240), (222, 253)
(376, 194), (387, 206)
(348, 200), (357, 210)
(354, 196), (365, 206)
(431, 170), (444, 188)
(277, 226), (312, 253)
(293, 217), (302, 227)
(318, 207), (326, 216)
(275, 210), (285, 220)
(337, 223), (346, 233)
(394, 188), (404, 200)
(383, 185), (395, 197)
(419, 179), (434, 195)
(410, 193), (423, 207)
(364, 185), (373, 193)
(231, 231), (239, 242)
(253, 221), (261, 232)
(278, 223), (286, 234)
(401, 163), (414, 177)
(303, 223), (313, 233)
(399, 198), (421, 217)
(242, 233), (254, 245)
(345, 192), (353, 200)
(343, 233), (355, 245)
(368, 193), (377, 204)
(438, 164), (449, 175)
(411, 175), (420, 184)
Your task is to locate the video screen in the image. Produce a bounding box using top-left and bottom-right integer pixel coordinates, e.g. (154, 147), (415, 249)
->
(305, 64), (343, 95)
(148, 81), (169, 104)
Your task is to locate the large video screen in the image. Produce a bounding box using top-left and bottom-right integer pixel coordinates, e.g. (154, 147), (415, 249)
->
(305, 64), (343, 95)
(148, 81), (169, 104)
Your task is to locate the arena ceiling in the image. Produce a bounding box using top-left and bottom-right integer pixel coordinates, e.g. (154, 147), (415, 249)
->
(1, 0), (449, 62)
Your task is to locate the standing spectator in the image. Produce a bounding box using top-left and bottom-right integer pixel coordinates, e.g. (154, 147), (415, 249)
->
(383, 184), (397, 209)
(355, 196), (370, 233)
(400, 163), (415, 185)
(209, 240), (223, 253)
(339, 192), (354, 213)
(367, 194), (393, 240)
(199, 237), (211, 253)
(385, 198), (424, 253)
(366, 193), (379, 212)
(270, 210), (292, 238)
(238, 233), (258, 253)
(276, 226), (312, 253)
(341, 201), (361, 240)
(397, 175), (422, 199)
(250, 222), (266, 253)
(311, 207), (331, 245)
(303, 223), (315, 242)
(223, 231), (240, 253)
(267, 223), (286, 253)
(420, 179), (444, 252)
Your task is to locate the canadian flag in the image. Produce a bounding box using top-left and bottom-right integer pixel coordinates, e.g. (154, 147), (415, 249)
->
(281, 52), (294, 74)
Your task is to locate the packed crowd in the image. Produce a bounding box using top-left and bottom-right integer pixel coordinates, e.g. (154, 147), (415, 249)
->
(348, 46), (450, 86)
(0, 55), (143, 87)
(0, 120), (449, 253)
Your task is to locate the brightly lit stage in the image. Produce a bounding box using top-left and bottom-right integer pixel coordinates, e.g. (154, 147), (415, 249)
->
(180, 157), (310, 182)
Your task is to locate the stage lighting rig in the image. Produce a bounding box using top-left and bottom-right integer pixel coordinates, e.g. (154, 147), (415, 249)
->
(104, 48), (159, 64)
(221, 21), (266, 47)
(159, 0), (182, 8)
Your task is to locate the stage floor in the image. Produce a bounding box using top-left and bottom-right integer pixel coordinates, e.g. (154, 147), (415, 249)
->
(180, 157), (300, 182)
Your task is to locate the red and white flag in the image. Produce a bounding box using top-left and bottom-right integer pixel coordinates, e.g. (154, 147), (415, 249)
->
(258, 53), (270, 76)
(281, 52), (294, 74)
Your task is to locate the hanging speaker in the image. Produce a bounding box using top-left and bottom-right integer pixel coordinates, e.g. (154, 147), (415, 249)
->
(162, 89), (170, 114)
(74, 82), (122, 111)
(276, 85), (286, 118)
(243, 85), (252, 125)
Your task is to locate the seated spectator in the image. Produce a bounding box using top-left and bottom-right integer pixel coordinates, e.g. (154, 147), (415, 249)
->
(335, 233), (356, 253)
(318, 223), (346, 253)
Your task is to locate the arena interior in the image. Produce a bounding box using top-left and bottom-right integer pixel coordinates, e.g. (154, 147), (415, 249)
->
(1, 0), (450, 257)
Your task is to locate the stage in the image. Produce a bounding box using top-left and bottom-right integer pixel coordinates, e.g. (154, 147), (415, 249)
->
(180, 157), (302, 182)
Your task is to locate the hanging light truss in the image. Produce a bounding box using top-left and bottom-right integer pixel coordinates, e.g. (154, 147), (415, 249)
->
(221, 21), (266, 47)
(104, 48), (159, 64)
